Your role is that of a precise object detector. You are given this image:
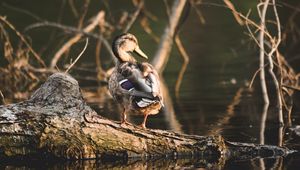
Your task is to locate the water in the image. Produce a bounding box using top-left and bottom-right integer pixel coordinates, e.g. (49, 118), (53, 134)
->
(1, 0), (300, 169)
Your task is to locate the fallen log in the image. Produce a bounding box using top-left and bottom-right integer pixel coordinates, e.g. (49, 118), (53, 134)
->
(0, 73), (295, 165)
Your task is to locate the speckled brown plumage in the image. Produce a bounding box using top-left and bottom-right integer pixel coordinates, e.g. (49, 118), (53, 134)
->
(108, 33), (163, 128)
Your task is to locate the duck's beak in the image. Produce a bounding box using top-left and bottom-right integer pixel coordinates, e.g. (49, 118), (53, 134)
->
(134, 47), (148, 59)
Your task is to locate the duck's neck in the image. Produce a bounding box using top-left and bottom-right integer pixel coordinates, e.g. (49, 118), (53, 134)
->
(113, 47), (136, 64)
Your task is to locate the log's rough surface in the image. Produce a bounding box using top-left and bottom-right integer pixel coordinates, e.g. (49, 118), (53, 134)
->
(0, 73), (225, 160)
(0, 73), (294, 162)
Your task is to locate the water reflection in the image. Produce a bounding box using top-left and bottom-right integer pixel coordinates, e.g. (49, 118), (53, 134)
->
(2, 153), (300, 169)
(0, 156), (225, 169)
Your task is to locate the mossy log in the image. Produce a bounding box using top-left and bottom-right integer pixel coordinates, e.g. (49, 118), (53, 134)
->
(0, 73), (294, 163)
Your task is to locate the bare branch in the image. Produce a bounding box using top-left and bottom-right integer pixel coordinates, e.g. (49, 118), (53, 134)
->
(152, 0), (187, 73)
(258, 0), (270, 105)
(123, 0), (144, 33)
(266, 0), (283, 124)
(0, 16), (46, 67)
(249, 63), (268, 89)
(223, 0), (244, 25)
(68, 0), (79, 18)
(77, 0), (90, 29)
(65, 38), (89, 73)
(0, 90), (6, 105)
(50, 11), (105, 68)
(2, 2), (43, 21)
(174, 35), (189, 98)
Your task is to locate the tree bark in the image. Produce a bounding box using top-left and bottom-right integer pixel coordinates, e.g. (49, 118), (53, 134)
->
(0, 73), (293, 163)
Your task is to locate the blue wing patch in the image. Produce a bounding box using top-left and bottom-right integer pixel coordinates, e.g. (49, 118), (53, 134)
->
(119, 79), (134, 91)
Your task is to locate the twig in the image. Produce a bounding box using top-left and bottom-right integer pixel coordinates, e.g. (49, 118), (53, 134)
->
(41, 0), (66, 57)
(140, 17), (160, 42)
(50, 11), (105, 68)
(174, 35), (189, 98)
(65, 38), (89, 73)
(123, 0), (144, 32)
(258, 0), (270, 105)
(68, 0), (79, 18)
(26, 65), (57, 74)
(95, 30), (105, 81)
(55, 65), (61, 72)
(77, 0), (90, 29)
(0, 22), (13, 62)
(163, 0), (171, 16)
(25, 21), (113, 60)
(267, 0), (283, 124)
(0, 90), (6, 105)
(224, 2), (274, 41)
(2, 2), (42, 21)
(223, 0), (244, 25)
(248, 63), (268, 89)
(245, 10), (262, 51)
(25, 21), (101, 38)
(191, 1), (206, 24)
(0, 16), (46, 67)
(282, 84), (300, 91)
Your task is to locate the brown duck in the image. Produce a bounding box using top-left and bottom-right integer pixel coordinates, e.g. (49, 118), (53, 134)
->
(108, 33), (163, 129)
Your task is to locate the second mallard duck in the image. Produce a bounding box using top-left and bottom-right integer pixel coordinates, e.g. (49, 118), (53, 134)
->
(108, 33), (163, 129)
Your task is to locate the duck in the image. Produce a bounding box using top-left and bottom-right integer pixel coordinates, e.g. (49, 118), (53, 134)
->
(108, 33), (163, 129)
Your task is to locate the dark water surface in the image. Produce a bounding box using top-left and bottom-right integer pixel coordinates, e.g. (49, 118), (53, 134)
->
(1, 0), (300, 169)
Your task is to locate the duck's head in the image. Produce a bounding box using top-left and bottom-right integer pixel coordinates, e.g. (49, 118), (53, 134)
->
(112, 33), (148, 63)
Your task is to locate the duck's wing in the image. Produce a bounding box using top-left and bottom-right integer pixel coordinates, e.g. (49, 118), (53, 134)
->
(118, 63), (163, 107)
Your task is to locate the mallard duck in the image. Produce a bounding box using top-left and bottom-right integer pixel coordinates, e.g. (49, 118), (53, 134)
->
(108, 33), (163, 129)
